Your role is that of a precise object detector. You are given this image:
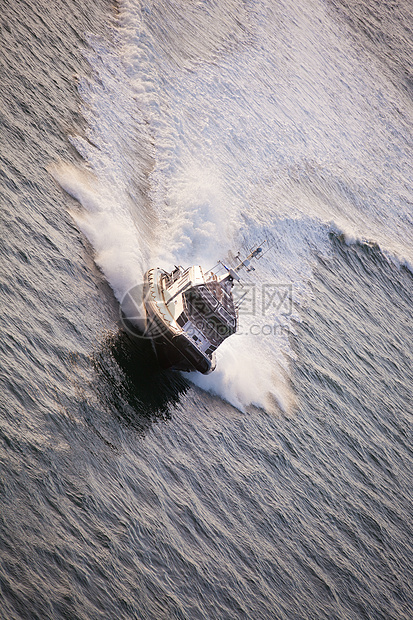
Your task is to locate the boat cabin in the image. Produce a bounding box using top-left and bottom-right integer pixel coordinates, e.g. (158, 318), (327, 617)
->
(163, 265), (237, 356)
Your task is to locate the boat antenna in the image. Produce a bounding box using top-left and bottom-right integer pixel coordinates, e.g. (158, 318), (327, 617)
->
(207, 240), (271, 282)
(233, 240), (268, 273)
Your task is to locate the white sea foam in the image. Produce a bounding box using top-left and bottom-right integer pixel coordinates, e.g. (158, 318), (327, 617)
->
(53, 0), (413, 412)
(50, 161), (145, 302)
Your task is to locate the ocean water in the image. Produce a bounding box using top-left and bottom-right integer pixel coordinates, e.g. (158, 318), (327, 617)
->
(1, 0), (412, 618)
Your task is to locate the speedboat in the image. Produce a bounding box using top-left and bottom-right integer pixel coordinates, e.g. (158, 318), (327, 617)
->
(142, 244), (265, 374)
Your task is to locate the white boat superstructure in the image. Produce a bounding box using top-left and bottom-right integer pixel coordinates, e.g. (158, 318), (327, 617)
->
(143, 244), (265, 373)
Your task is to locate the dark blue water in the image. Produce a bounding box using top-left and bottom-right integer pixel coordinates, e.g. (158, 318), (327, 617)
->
(1, 0), (412, 618)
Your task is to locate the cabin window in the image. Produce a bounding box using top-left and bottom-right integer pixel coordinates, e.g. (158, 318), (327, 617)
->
(206, 316), (235, 338)
(217, 305), (235, 326)
(176, 313), (187, 327)
(184, 287), (236, 343)
(186, 289), (212, 317)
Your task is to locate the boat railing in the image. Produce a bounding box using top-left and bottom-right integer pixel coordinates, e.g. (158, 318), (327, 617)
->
(197, 286), (218, 308)
(165, 266), (190, 288)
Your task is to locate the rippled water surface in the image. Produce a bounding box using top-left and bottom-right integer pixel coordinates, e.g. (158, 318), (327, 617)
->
(1, 0), (412, 618)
